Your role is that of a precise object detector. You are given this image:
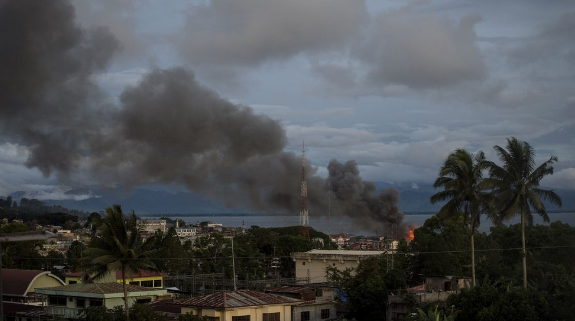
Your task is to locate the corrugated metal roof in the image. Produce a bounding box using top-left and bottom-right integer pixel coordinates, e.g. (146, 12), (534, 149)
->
(36, 282), (163, 295)
(64, 270), (167, 278)
(2, 269), (64, 296)
(179, 290), (303, 309)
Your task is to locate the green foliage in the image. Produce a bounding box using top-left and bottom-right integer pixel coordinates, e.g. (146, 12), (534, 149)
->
(0, 222), (44, 269)
(411, 306), (454, 321)
(82, 205), (157, 321)
(79, 304), (167, 321)
(328, 256), (411, 321)
(447, 281), (551, 321)
(179, 313), (211, 321)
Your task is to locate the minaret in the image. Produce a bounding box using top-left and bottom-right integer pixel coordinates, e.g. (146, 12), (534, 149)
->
(299, 141), (310, 238)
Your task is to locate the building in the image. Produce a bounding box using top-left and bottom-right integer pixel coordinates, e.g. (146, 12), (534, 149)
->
(35, 282), (168, 319)
(64, 270), (167, 288)
(386, 276), (472, 321)
(138, 219), (167, 234)
(291, 250), (385, 283)
(179, 290), (303, 321)
(266, 285), (336, 321)
(1, 269), (65, 303)
(175, 227), (197, 239)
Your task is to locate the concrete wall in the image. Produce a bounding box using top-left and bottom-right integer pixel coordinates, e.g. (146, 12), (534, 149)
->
(182, 304), (292, 321)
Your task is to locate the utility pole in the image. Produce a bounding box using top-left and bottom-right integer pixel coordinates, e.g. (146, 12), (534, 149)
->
(231, 237), (237, 291)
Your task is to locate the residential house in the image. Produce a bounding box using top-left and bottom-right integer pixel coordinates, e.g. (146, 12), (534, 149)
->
(266, 285), (336, 321)
(291, 250), (385, 283)
(1, 269), (65, 304)
(35, 282), (168, 320)
(64, 270), (167, 288)
(178, 289), (303, 321)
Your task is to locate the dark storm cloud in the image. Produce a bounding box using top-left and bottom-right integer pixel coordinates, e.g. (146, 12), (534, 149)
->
(356, 10), (486, 89)
(0, 0), (405, 231)
(178, 0), (368, 66)
(509, 12), (575, 67)
(0, 0), (119, 177)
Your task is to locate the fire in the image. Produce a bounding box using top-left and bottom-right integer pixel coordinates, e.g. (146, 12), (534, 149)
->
(407, 229), (415, 242)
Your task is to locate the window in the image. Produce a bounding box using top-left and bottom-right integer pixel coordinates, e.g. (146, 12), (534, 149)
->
(137, 298), (152, 304)
(49, 296), (66, 306)
(316, 288), (323, 297)
(232, 316), (250, 321)
(141, 280), (154, 287)
(130, 281), (140, 286)
(68, 280), (77, 284)
(302, 261), (305, 265)
(301, 311), (310, 321)
(154, 279), (162, 288)
(263, 312), (280, 321)
(77, 299), (85, 308)
(90, 299), (103, 306)
(321, 309), (330, 319)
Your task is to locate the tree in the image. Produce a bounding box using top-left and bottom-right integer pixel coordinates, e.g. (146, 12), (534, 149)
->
(430, 149), (489, 286)
(82, 205), (157, 321)
(484, 137), (562, 289)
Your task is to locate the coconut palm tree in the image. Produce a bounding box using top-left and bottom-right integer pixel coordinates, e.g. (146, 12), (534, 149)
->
(430, 149), (489, 286)
(484, 137), (562, 289)
(82, 205), (157, 321)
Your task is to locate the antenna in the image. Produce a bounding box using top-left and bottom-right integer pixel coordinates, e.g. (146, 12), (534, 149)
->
(299, 141), (310, 238)
(328, 191), (332, 249)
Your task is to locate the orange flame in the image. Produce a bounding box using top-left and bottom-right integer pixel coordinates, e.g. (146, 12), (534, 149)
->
(407, 229), (414, 241)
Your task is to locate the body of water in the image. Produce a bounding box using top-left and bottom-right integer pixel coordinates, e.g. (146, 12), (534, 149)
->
(144, 212), (575, 236)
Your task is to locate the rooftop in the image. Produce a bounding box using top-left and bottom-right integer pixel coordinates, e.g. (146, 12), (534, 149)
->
(2, 269), (64, 297)
(178, 290), (303, 309)
(36, 282), (167, 298)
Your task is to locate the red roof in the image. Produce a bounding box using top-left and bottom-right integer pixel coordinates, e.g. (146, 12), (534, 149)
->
(179, 290), (303, 309)
(2, 269), (64, 297)
(64, 270), (167, 279)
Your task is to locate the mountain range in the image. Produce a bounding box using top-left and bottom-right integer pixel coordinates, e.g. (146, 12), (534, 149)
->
(8, 182), (575, 215)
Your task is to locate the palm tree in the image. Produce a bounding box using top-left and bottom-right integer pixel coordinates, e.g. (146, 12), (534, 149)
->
(82, 205), (157, 321)
(484, 137), (562, 289)
(430, 149), (489, 287)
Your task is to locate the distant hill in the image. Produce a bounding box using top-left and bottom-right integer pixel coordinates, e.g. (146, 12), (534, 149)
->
(375, 182), (575, 214)
(32, 187), (237, 215)
(11, 182), (575, 215)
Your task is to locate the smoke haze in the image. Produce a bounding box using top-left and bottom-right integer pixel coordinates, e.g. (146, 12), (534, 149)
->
(0, 0), (405, 235)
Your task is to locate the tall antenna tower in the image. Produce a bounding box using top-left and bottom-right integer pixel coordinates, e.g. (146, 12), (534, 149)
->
(299, 141), (310, 238)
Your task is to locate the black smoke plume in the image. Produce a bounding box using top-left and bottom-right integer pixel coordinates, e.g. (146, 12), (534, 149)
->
(0, 0), (406, 236)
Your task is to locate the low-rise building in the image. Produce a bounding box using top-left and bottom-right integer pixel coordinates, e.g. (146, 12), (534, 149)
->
(36, 282), (168, 320)
(138, 219), (167, 234)
(266, 285), (336, 321)
(179, 290), (303, 321)
(1, 269), (65, 304)
(291, 250), (385, 284)
(175, 227), (197, 238)
(64, 270), (167, 288)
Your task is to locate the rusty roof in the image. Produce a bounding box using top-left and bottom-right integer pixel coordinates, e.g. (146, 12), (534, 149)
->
(2, 269), (64, 297)
(179, 290), (303, 309)
(35, 282), (164, 295)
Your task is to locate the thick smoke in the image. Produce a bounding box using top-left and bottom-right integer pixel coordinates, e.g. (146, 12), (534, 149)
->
(0, 0), (406, 236)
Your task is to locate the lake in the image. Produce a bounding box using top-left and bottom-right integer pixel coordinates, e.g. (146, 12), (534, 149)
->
(143, 212), (575, 236)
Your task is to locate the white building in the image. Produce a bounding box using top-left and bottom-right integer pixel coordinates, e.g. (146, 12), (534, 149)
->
(138, 219), (167, 233)
(175, 227), (197, 238)
(292, 249), (385, 283)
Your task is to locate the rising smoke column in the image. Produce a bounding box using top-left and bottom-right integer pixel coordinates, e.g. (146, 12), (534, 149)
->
(325, 160), (407, 236)
(0, 0), (408, 234)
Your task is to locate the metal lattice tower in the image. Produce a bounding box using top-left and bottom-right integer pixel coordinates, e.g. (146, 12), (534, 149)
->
(299, 141), (310, 238)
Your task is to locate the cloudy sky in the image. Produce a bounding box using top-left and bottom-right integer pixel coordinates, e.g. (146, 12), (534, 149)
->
(1, 0), (574, 205)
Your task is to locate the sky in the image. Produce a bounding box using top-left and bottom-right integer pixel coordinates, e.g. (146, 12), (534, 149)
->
(1, 0), (574, 209)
